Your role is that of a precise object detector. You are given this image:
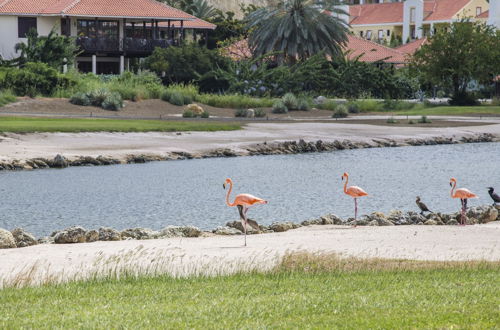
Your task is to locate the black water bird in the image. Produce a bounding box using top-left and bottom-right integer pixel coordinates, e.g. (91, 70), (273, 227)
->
(416, 196), (431, 215)
(487, 187), (500, 205)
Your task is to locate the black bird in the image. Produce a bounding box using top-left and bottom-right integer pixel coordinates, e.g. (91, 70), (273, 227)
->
(416, 196), (431, 215)
(487, 187), (500, 205)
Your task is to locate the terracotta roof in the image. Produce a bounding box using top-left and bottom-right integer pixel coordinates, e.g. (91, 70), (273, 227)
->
(224, 35), (408, 64)
(396, 38), (427, 55)
(158, 16), (216, 30)
(0, 0), (194, 20)
(424, 0), (471, 21)
(349, 2), (404, 25)
(345, 35), (407, 64)
(477, 10), (489, 19)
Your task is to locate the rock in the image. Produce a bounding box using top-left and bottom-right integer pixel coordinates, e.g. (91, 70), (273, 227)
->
(269, 221), (296, 232)
(37, 236), (54, 244)
(467, 206), (498, 224)
(98, 227), (122, 241)
(320, 214), (343, 225)
(446, 219), (459, 226)
(368, 220), (379, 226)
(121, 228), (159, 240)
(52, 154), (68, 168)
(160, 226), (202, 238)
(246, 109), (255, 118)
(54, 226), (87, 244)
(226, 219), (261, 234)
(365, 212), (394, 226)
(186, 103), (204, 115)
(424, 219), (437, 225)
(213, 226), (242, 235)
(85, 230), (99, 242)
(313, 96), (327, 105)
(301, 218), (322, 226)
(10, 228), (37, 248)
(0, 228), (17, 249)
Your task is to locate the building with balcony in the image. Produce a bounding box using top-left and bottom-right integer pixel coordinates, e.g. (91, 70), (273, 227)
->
(0, 0), (215, 74)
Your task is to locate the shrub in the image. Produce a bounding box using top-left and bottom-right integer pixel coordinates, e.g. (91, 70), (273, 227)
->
(70, 92), (91, 106)
(234, 109), (248, 117)
(332, 104), (348, 118)
(282, 93), (299, 110)
(196, 94), (275, 109)
(297, 97), (311, 111)
(0, 89), (16, 107)
(272, 100), (288, 114)
(254, 109), (266, 118)
(347, 102), (360, 114)
(102, 92), (123, 111)
(418, 115), (432, 124)
(386, 117), (398, 124)
(382, 99), (416, 111)
(200, 111), (210, 118)
(169, 92), (186, 106)
(182, 110), (194, 118)
(408, 120), (416, 124)
(88, 89), (111, 107)
(353, 99), (382, 112)
(317, 100), (338, 111)
(492, 97), (500, 106)
(448, 92), (481, 106)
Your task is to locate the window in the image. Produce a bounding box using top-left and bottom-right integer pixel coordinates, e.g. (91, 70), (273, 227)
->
(359, 31), (364, 37)
(366, 30), (372, 40)
(18, 17), (37, 38)
(77, 20), (118, 39)
(387, 30), (391, 37)
(476, 7), (482, 16)
(410, 7), (416, 23)
(378, 30), (383, 40)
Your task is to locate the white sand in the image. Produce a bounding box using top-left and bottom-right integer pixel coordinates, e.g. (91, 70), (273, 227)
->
(0, 121), (499, 162)
(1, 223), (499, 287)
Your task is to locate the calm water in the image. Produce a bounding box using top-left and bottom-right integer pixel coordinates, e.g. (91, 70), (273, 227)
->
(1, 143), (499, 236)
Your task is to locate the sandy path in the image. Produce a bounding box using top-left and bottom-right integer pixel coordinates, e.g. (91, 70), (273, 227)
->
(1, 223), (499, 287)
(1, 121), (499, 162)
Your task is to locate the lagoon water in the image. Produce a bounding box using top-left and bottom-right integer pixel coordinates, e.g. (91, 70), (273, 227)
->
(1, 143), (499, 236)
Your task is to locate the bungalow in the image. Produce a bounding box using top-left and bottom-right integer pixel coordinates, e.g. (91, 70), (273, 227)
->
(0, 0), (215, 74)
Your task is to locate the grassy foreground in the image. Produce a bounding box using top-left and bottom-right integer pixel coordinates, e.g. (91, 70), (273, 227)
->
(0, 117), (241, 133)
(397, 105), (500, 116)
(1, 254), (499, 328)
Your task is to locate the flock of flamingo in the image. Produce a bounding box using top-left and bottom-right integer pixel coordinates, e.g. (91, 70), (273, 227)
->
(223, 175), (500, 246)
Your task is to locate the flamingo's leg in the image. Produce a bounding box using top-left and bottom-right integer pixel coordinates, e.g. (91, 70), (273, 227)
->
(460, 199), (465, 225)
(354, 198), (358, 228)
(237, 205), (247, 246)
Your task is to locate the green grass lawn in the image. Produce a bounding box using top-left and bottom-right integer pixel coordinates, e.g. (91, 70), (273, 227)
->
(0, 117), (241, 133)
(1, 255), (499, 328)
(397, 105), (500, 116)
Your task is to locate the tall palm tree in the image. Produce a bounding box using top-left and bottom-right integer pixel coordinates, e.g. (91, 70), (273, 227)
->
(246, 0), (349, 64)
(161, 0), (217, 20)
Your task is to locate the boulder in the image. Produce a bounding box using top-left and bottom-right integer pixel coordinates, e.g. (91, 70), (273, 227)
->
(269, 221), (297, 232)
(213, 226), (242, 235)
(0, 228), (16, 249)
(186, 104), (204, 116)
(424, 219), (437, 225)
(246, 109), (255, 118)
(366, 212), (394, 226)
(85, 230), (99, 242)
(11, 228), (37, 248)
(320, 214), (343, 225)
(301, 218), (323, 226)
(226, 220), (261, 234)
(37, 236), (54, 244)
(52, 154), (68, 168)
(160, 226), (202, 238)
(54, 226), (87, 244)
(121, 228), (159, 240)
(467, 206), (498, 224)
(313, 96), (327, 105)
(98, 227), (122, 241)
(446, 219), (459, 226)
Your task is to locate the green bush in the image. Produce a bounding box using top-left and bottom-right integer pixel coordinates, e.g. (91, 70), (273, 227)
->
(332, 104), (348, 118)
(182, 110), (195, 118)
(418, 115), (432, 124)
(352, 99), (382, 112)
(234, 109), (248, 117)
(272, 100), (288, 114)
(382, 99), (416, 111)
(254, 109), (266, 118)
(196, 94), (274, 109)
(0, 89), (16, 107)
(386, 117), (398, 124)
(102, 92), (123, 111)
(169, 92), (186, 106)
(282, 93), (298, 110)
(297, 97), (311, 111)
(88, 89), (111, 107)
(318, 100), (339, 111)
(347, 102), (360, 114)
(70, 92), (91, 106)
(408, 119), (416, 124)
(200, 111), (210, 118)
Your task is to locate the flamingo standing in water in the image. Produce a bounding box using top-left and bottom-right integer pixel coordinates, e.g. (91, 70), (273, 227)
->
(450, 178), (478, 225)
(342, 172), (368, 226)
(223, 178), (267, 246)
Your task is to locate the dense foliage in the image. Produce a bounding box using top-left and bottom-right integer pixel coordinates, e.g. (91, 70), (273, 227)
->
(411, 20), (500, 105)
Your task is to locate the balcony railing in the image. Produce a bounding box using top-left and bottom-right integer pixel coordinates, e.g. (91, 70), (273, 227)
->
(77, 37), (175, 54)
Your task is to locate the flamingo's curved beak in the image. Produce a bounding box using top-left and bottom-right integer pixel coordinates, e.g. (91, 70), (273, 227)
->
(223, 183), (226, 189)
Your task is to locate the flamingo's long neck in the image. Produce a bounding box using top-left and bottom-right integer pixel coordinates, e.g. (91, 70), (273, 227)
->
(343, 176), (348, 193)
(226, 182), (236, 207)
(450, 181), (456, 198)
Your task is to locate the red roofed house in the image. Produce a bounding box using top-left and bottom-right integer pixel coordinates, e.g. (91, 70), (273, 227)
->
(347, 0), (491, 45)
(0, 0), (214, 74)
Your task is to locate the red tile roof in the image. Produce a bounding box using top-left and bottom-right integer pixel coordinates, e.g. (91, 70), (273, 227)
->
(158, 16), (216, 30)
(424, 0), (471, 21)
(349, 2), (404, 25)
(224, 35), (408, 64)
(0, 0), (194, 20)
(477, 10), (489, 19)
(396, 38), (427, 55)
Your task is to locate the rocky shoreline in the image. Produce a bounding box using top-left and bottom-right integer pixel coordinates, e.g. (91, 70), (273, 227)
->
(1, 205), (498, 249)
(0, 133), (497, 171)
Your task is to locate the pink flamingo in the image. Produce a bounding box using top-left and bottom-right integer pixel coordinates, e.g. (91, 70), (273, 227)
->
(450, 178), (478, 225)
(342, 172), (368, 226)
(223, 178), (267, 246)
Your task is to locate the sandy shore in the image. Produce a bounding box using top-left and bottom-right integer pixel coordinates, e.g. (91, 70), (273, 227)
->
(1, 120), (499, 163)
(1, 223), (499, 287)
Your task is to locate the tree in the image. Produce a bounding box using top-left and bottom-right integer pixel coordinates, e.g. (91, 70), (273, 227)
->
(410, 20), (500, 105)
(246, 0), (349, 64)
(161, 0), (217, 20)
